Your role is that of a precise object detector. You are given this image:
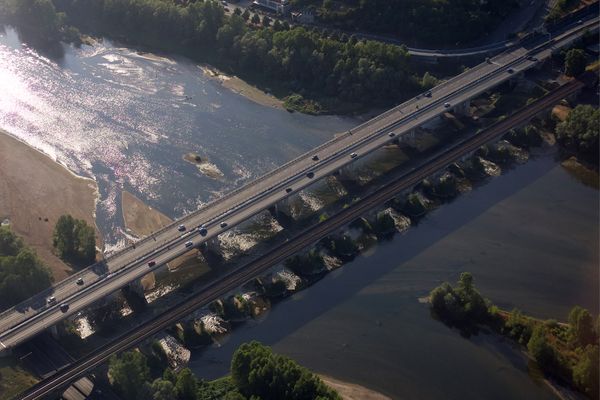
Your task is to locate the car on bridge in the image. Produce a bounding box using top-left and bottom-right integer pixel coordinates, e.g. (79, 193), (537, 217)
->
(148, 260), (156, 267)
(59, 303), (69, 313)
(198, 225), (208, 236)
(220, 222), (228, 228)
(312, 155), (319, 161)
(178, 224), (186, 232)
(76, 278), (84, 285)
(46, 296), (56, 305)
(444, 102), (451, 108)
(306, 172), (315, 179)
(185, 241), (194, 248)
(350, 152), (358, 159)
(285, 187), (293, 193)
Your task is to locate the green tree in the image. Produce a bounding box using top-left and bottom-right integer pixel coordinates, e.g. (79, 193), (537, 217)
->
(241, 9), (250, 21)
(527, 325), (555, 369)
(0, 227), (52, 310)
(231, 341), (340, 399)
(568, 306), (597, 348)
(556, 105), (600, 163)
(250, 13), (260, 25)
(152, 379), (177, 400)
(261, 15), (271, 27)
(52, 214), (96, 266)
(108, 351), (151, 400)
(176, 368), (198, 400)
(564, 48), (586, 77)
(572, 345), (599, 398)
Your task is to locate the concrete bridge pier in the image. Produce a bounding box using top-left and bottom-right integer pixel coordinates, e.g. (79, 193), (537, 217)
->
(454, 99), (471, 116)
(268, 196), (294, 228)
(121, 278), (148, 312)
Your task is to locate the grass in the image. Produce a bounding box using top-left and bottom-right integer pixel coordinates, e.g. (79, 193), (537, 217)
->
(0, 357), (38, 400)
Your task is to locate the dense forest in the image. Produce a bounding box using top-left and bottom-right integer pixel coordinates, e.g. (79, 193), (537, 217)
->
(1, 0), (425, 113)
(108, 341), (340, 399)
(289, 0), (519, 45)
(0, 227), (53, 311)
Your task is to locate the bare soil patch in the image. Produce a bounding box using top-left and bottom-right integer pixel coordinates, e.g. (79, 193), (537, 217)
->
(0, 131), (99, 281)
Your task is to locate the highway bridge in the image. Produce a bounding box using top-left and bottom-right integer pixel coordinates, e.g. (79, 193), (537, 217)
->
(17, 74), (587, 400)
(0, 14), (597, 353)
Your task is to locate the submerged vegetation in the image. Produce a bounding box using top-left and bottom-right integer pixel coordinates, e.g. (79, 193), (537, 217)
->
(429, 274), (600, 398)
(0, 227), (52, 311)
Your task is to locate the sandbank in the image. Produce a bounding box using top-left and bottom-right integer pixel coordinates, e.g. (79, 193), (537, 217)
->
(319, 375), (392, 400)
(200, 65), (284, 109)
(0, 130), (99, 281)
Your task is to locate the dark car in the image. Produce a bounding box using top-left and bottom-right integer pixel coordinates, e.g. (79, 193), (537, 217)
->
(178, 224), (186, 232)
(76, 277), (84, 285)
(220, 222), (228, 228)
(306, 172), (315, 179)
(285, 187), (293, 193)
(507, 68), (514, 74)
(312, 155), (319, 161)
(424, 91), (432, 98)
(59, 303), (69, 313)
(199, 227), (208, 236)
(148, 260), (156, 267)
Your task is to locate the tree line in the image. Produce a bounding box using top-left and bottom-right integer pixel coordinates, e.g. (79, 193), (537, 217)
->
(108, 341), (340, 399)
(1, 0), (428, 113)
(289, 0), (519, 45)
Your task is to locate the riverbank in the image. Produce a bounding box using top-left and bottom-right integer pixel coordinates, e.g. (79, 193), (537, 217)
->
(319, 375), (392, 400)
(0, 130), (99, 281)
(200, 65), (284, 110)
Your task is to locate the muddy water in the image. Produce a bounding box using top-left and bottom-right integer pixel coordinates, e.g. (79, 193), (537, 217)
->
(189, 154), (598, 399)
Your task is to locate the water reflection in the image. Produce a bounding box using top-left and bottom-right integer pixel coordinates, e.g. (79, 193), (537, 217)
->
(0, 26), (355, 248)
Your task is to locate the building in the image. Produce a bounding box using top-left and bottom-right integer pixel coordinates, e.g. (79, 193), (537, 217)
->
(291, 9), (314, 24)
(252, 0), (290, 14)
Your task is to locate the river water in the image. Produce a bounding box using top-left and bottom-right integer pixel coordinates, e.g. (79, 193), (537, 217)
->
(1, 26), (598, 400)
(0, 26), (354, 249)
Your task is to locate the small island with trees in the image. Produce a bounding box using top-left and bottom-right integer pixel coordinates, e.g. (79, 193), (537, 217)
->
(429, 273), (599, 399)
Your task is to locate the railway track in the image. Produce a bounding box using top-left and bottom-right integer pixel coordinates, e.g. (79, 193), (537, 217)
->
(18, 78), (584, 400)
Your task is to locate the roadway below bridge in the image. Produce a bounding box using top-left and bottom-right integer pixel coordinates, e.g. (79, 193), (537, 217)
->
(16, 75), (587, 400)
(0, 13), (597, 352)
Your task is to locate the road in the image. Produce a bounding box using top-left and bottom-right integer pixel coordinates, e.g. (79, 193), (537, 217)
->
(16, 75), (585, 400)
(0, 14), (597, 352)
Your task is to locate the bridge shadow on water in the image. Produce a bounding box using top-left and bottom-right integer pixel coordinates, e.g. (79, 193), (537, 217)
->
(188, 155), (559, 379)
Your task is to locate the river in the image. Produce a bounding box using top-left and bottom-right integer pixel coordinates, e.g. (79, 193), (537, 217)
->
(1, 26), (598, 400)
(0, 26), (355, 249)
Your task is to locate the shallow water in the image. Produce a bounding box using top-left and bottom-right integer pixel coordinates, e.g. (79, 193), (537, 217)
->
(0, 27), (354, 247)
(189, 155), (598, 399)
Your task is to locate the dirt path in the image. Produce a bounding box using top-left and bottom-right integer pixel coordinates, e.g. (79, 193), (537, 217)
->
(0, 130), (99, 281)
